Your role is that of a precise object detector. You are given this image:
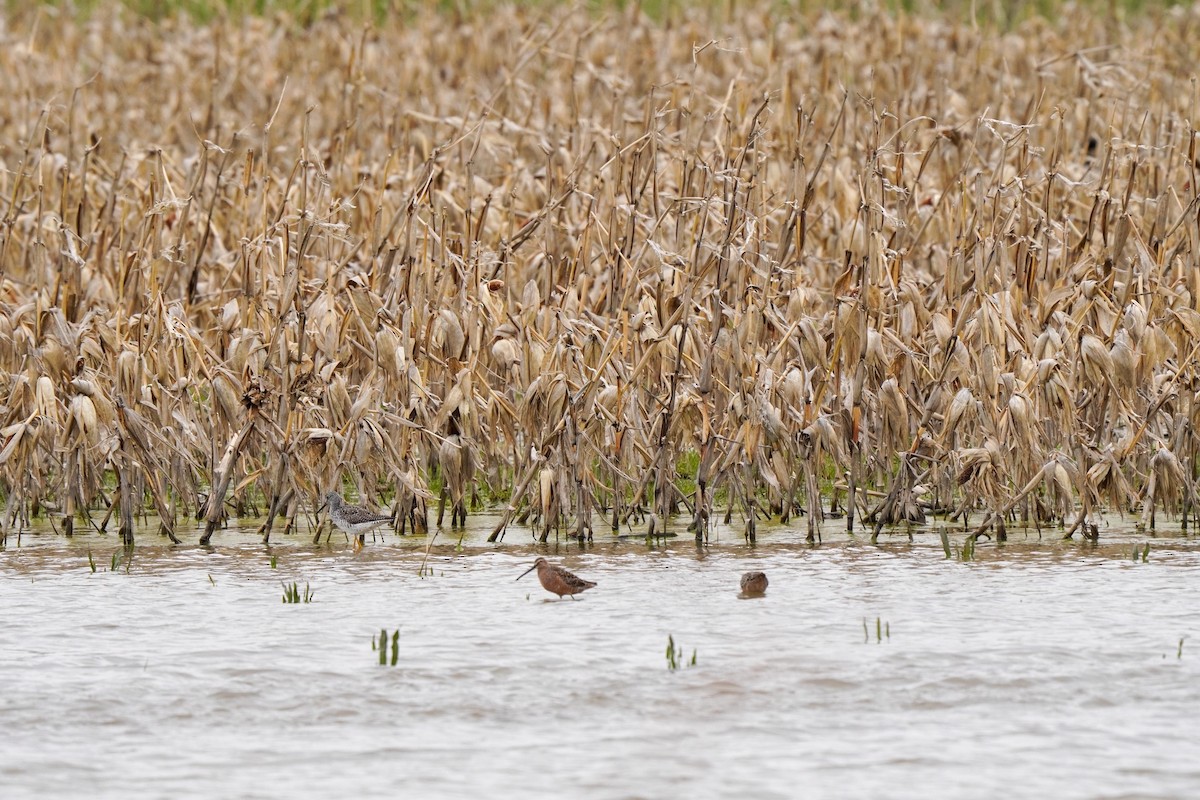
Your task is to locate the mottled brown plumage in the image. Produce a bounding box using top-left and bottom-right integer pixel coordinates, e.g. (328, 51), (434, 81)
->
(517, 557), (596, 599)
(740, 571), (769, 596)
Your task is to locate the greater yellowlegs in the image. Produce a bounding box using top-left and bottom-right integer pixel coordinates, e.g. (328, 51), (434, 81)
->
(517, 557), (596, 599)
(324, 491), (391, 549)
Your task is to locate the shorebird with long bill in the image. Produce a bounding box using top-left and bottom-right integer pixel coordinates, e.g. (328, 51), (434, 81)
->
(517, 557), (597, 599)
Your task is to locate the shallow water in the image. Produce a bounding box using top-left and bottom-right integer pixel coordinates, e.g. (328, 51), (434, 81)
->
(2, 516), (1198, 799)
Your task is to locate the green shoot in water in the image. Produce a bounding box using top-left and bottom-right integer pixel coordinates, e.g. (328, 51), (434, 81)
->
(961, 536), (975, 562)
(87, 550), (96, 573)
(270, 555), (278, 569)
(375, 629), (400, 666)
(666, 635), (697, 671)
(939, 530), (951, 559)
(281, 582), (314, 603)
(950, 536), (976, 562)
(864, 617), (891, 643)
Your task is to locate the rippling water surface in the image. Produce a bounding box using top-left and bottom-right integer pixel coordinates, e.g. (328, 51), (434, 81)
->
(2, 517), (1198, 799)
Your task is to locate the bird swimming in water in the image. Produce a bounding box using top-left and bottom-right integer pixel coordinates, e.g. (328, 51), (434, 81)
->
(517, 557), (596, 599)
(740, 571), (768, 597)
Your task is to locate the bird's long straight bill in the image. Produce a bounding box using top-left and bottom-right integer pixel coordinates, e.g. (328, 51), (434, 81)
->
(516, 564), (538, 581)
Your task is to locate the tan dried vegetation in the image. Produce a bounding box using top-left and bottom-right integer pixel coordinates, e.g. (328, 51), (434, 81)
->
(2, 2), (1199, 547)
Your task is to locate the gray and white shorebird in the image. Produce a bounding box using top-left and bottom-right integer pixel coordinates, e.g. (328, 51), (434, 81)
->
(324, 491), (392, 549)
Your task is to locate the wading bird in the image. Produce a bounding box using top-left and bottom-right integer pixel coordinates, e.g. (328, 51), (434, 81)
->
(324, 491), (391, 550)
(517, 557), (596, 599)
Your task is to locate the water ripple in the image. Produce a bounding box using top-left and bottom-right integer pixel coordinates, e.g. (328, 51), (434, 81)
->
(2, 527), (1198, 798)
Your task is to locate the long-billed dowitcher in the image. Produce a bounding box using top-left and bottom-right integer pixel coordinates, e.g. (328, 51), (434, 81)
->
(324, 491), (391, 549)
(517, 557), (596, 599)
(740, 571), (768, 596)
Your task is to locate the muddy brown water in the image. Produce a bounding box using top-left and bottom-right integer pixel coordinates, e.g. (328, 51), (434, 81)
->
(2, 515), (1198, 799)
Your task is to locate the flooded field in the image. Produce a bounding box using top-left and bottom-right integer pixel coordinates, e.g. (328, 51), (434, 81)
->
(3, 0), (1199, 795)
(2, 519), (1198, 799)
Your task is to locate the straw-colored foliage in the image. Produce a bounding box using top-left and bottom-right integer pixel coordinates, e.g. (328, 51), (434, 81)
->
(2, 1), (1200, 544)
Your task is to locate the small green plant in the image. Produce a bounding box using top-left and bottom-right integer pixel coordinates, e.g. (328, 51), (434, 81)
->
(270, 554), (278, 569)
(666, 634), (697, 671)
(949, 536), (976, 562)
(864, 616), (891, 643)
(1179, 637), (1186, 659)
(281, 581), (314, 603)
(939, 530), (951, 559)
(110, 552), (119, 571)
(373, 628), (400, 666)
(87, 550), (96, 573)
(1131, 543), (1150, 562)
